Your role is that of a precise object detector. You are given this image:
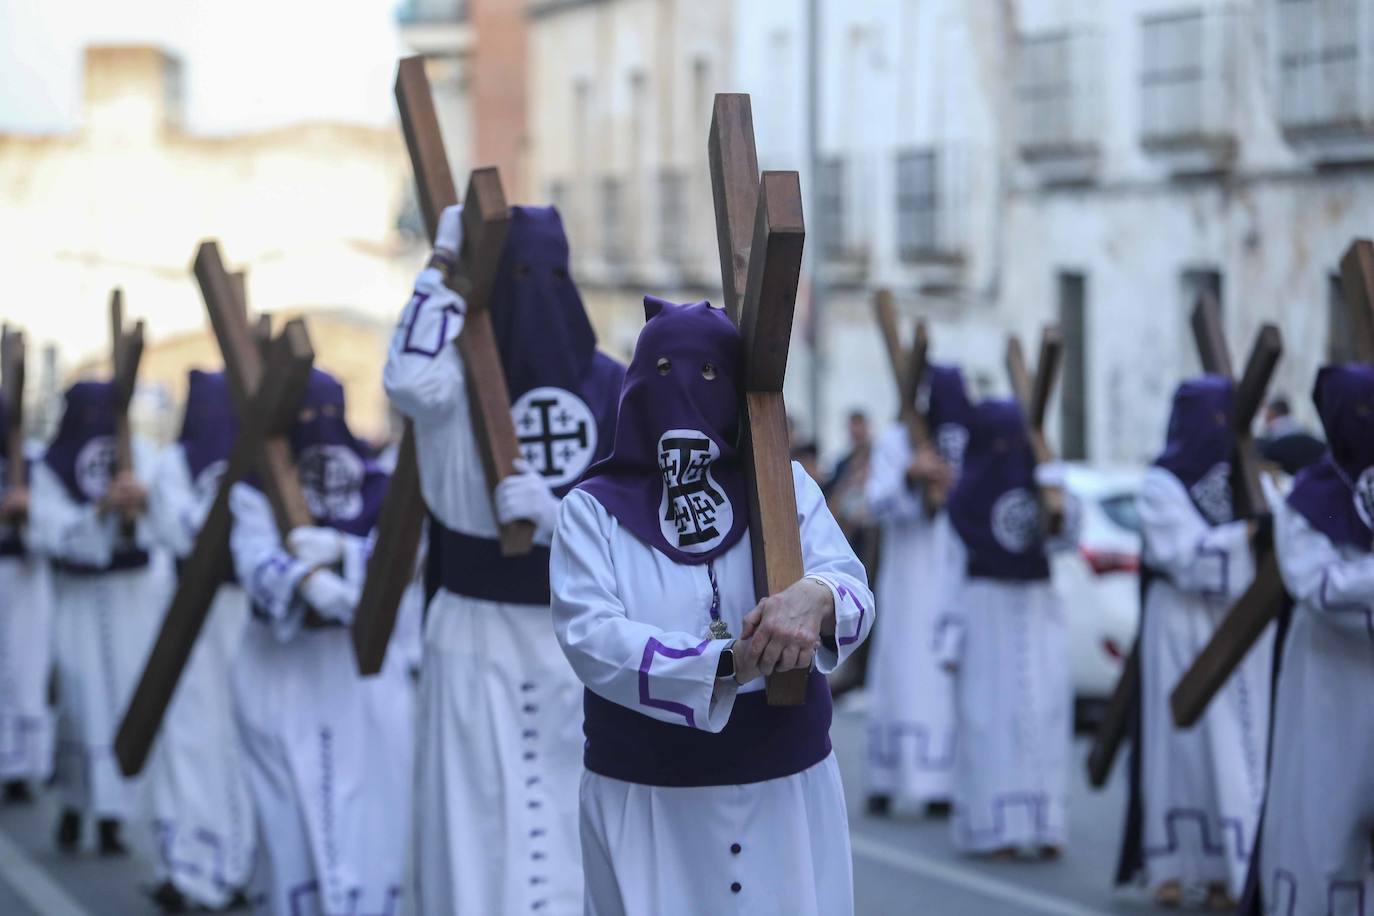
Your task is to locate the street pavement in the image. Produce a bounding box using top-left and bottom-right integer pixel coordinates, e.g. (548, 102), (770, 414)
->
(0, 699), (1179, 915)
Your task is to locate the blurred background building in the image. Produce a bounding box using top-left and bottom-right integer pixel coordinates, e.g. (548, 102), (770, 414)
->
(2, 0), (1372, 462)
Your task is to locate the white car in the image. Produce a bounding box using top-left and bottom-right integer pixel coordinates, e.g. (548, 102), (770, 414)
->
(1053, 464), (1144, 728)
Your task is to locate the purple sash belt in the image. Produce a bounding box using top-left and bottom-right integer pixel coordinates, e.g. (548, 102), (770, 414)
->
(51, 547), (149, 576)
(427, 515), (551, 607)
(582, 670), (833, 787)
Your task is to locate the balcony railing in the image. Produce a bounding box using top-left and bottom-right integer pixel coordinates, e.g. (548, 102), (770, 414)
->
(1140, 6), (1242, 157)
(1016, 28), (1101, 165)
(396, 0), (468, 25)
(1276, 0), (1374, 146)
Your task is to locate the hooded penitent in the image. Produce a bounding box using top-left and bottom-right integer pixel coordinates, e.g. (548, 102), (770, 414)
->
(43, 380), (119, 505)
(578, 297), (749, 565)
(0, 395), (24, 556)
(179, 369), (237, 488)
(925, 363), (974, 473)
(1154, 375), (1236, 526)
(490, 206), (624, 496)
(286, 369), (388, 538)
(1288, 363), (1374, 550)
(947, 398), (1049, 581)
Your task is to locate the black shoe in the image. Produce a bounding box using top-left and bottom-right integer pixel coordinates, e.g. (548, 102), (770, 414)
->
(150, 881), (188, 914)
(925, 800), (952, 819)
(220, 888), (252, 911)
(56, 810), (81, 853)
(2, 781), (32, 804)
(97, 818), (128, 857)
(866, 794), (892, 817)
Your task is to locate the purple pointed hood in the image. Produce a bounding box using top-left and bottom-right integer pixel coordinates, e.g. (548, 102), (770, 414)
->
(947, 398), (1050, 581)
(43, 381), (118, 504)
(578, 297), (748, 564)
(491, 206), (624, 496)
(1154, 375), (1235, 526)
(925, 363), (973, 473)
(287, 369), (388, 537)
(1288, 364), (1374, 550)
(179, 369), (237, 483)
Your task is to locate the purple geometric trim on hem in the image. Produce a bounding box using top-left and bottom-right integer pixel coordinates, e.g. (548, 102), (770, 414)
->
(834, 584), (867, 646)
(1264, 869), (1370, 916)
(1142, 807), (1249, 860)
(0, 716), (46, 769)
(286, 879), (403, 916)
(867, 720), (957, 771)
(152, 819), (242, 894)
(399, 291), (464, 358)
(637, 638), (710, 728)
(956, 791), (1056, 845)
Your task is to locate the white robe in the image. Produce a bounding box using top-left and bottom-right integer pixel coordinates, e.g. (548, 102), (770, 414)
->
(550, 463), (874, 916)
(864, 422), (961, 806)
(29, 440), (168, 819)
(229, 484), (413, 916)
(941, 488), (1075, 855)
(384, 275), (586, 916)
(0, 463), (55, 783)
(143, 444), (255, 905)
(1259, 500), (1374, 916)
(1136, 467), (1269, 896)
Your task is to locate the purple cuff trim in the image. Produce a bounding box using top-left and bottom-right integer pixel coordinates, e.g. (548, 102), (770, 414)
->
(637, 638), (711, 728)
(1196, 542), (1230, 601)
(834, 584), (867, 646)
(400, 291), (464, 357)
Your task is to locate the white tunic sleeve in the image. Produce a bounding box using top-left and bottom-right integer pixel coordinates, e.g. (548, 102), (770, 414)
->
(28, 438), (160, 565)
(865, 423), (924, 524)
(794, 463), (876, 672)
(551, 489), (738, 734)
(1275, 500), (1374, 629)
(382, 267), (468, 422)
(230, 483), (312, 641)
(147, 445), (203, 559)
(1139, 467), (1253, 600)
(28, 462), (116, 566)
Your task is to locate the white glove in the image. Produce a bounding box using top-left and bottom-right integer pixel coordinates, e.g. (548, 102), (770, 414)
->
(435, 204), (463, 258)
(288, 526), (345, 568)
(495, 459), (560, 541)
(299, 569), (360, 624)
(1034, 461), (1067, 490)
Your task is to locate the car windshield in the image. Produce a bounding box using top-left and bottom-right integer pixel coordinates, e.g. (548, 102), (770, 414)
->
(1099, 493), (1141, 534)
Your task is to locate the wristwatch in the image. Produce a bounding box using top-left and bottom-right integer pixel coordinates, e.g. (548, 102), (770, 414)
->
(716, 641), (736, 680)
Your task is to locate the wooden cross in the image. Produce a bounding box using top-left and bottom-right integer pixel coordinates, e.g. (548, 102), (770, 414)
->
(1005, 328), (1065, 531)
(351, 55), (526, 677)
(2, 326), (23, 501)
(1339, 239), (1374, 363)
(1089, 299), (1283, 778)
(115, 241), (316, 776)
(108, 290), (145, 536)
(874, 289), (947, 514)
(1167, 296), (1285, 727)
(708, 93), (810, 706)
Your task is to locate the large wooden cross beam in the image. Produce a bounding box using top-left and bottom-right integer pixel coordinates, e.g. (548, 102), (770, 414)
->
(109, 291), (145, 531)
(351, 56), (525, 677)
(114, 242), (315, 776)
(1168, 297), (1284, 727)
(1006, 328), (1065, 531)
(1, 326), (24, 501)
(708, 93), (810, 706)
(1339, 239), (1374, 362)
(874, 290), (946, 514)
(1089, 300), (1283, 781)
